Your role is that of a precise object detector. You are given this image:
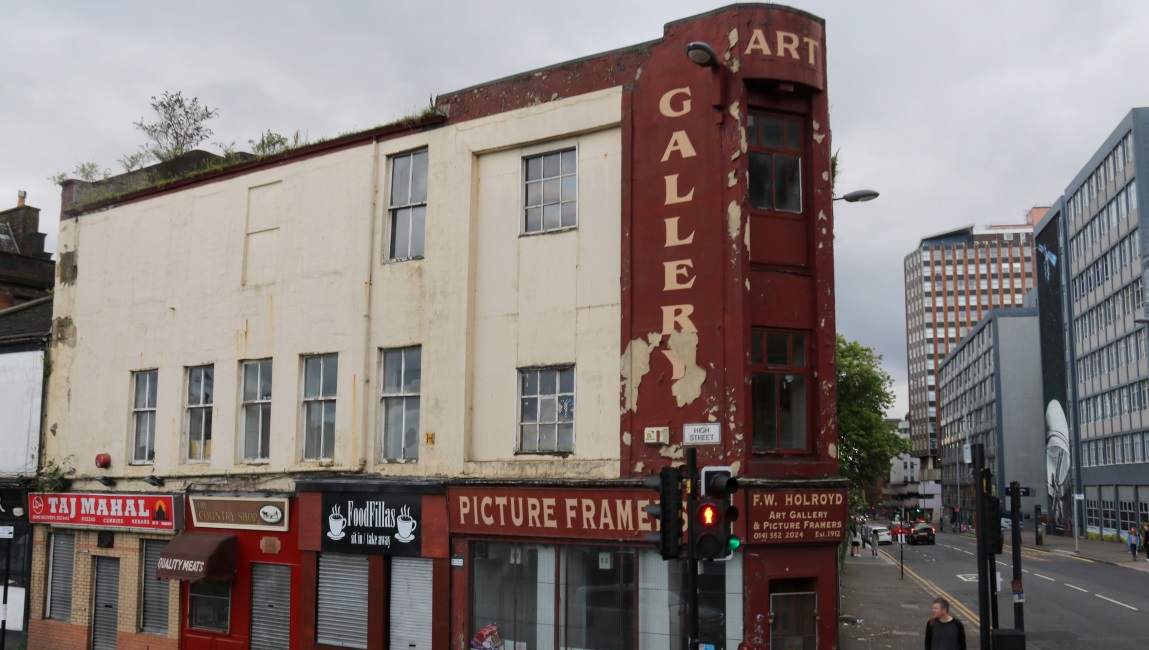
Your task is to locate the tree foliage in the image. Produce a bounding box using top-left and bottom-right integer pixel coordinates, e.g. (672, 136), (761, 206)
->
(133, 91), (219, 162)
(837, 335), (909, 497)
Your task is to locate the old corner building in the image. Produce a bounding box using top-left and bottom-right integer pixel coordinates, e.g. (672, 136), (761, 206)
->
(29, 5), (848, 649)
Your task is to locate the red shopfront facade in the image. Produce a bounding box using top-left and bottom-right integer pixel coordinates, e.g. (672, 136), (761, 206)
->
(444, 482), (846, 650)
(28, 492), (185, 650)
(295, 480), (451, 650)
(166, 494), (301, 650)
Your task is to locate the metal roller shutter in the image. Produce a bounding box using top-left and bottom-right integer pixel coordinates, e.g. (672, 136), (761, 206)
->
(47, 533), (74, 621)
(141, 540), (170, 634)
(389, 558), (433, 650)
(317, 553), (369, 648)
(92, 556), (120, 650)
(251, 563), (292, 650)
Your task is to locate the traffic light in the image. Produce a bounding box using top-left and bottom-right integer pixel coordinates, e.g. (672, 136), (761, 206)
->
(644, 466), (683, 560)
(984, 495), (1004, 555)
(692, 498), (724, 560)
(697, 466), (740, 560)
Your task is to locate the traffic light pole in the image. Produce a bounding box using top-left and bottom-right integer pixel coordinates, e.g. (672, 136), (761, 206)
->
(973, 443), (991, 650)
(685, 447), (699, 650)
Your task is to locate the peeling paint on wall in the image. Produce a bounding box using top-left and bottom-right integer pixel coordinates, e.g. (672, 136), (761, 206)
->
(621, 333), (659, 413)
(664, 329), (705, 407)
(727, 200), (742, 241)
(827, 442), (838, 459)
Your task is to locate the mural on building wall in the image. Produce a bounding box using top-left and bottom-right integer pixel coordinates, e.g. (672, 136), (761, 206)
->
(1036, 213), (1073, 532)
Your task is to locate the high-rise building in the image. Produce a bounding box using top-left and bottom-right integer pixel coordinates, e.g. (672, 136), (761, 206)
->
(904, 213), (1042, 462)
(1037, 107), (1148, 537)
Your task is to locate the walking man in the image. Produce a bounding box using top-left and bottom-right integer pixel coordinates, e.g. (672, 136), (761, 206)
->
(924, 597), (965, 650)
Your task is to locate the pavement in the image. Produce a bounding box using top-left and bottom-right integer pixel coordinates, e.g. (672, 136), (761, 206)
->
(837, 522), (1144, 649)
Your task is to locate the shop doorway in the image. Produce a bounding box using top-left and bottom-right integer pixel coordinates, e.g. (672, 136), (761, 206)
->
(91, 556), (120, 650)
(251, 563), (292, 650)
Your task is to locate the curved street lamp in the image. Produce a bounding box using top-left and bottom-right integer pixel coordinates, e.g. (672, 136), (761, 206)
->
(834, 189), (880, 203)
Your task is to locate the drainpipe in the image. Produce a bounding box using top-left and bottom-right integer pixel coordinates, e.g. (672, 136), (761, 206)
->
(360, 137), (381, 469)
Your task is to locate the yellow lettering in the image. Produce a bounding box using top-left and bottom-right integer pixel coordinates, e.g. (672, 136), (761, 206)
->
(803, 36), (819, 65)
(528, 498), (542, 528)
(664, 174), (694, 205)
(599, 501), (616, 530)
(661, 304), (697, 334)
(658, 87), (692, 117)
(542, 498), (558, 528)
(661, 130), (697, 162)
(494, 496), (508, 525)
(564, 498), (578, 529)
(459, 496), (472, 523)
(663, 260), (696, 291)
(582, 499), (596, 529)
(664, 217), (695, 247)
(745, 29), (771, 55)
(480, 497), (494, 525)
(776, 31), (799, 60)
(615, 500), (634, 531)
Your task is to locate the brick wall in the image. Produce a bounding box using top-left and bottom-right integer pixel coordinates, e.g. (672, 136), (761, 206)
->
(28, 526), (181, 648)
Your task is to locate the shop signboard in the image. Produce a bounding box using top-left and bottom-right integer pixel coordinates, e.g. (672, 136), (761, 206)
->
(28, 492), (182, 532)
(450, 487), (660, 541)
(189, 496), (290, 532)
(321, 492), (422, 556)
(745, 488), (847, 544)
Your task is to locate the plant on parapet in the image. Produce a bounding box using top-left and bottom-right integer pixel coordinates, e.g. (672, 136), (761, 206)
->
(32, 456), (74, 493)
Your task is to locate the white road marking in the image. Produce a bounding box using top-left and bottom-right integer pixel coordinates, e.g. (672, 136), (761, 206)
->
(1096, 594), (1137, 611)
(1033, 573), (1055, 581)
(1065, 584), (1088, 593)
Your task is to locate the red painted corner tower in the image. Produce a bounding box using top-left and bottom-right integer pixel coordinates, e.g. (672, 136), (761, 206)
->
(621, 5), (846, 647)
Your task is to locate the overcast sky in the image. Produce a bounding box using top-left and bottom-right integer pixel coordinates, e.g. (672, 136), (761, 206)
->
(4, 1), (1149, 416)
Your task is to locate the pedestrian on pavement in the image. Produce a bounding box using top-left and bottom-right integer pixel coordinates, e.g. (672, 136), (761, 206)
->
(850, 525), (861, 556)
(1129, 525), (1140, 560)
(924, 597), (966, 650)
(871, 528), (879, 557)
(1140, 522), (1149, 562)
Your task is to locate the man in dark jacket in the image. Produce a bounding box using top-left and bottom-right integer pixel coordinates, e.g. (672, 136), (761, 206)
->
(924, 597), (965, 650)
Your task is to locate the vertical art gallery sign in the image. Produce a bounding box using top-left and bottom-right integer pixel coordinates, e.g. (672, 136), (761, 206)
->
(321, 492), (421, 556)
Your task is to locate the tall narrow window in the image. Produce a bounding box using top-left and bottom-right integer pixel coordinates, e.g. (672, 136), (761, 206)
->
(747, 113), (802, 213)
(303, 354), (338, 460)
(751, 331), (809, 451)
(132, 370), (158, 463)
(380, 347), (421, 461)
(519, 366), (575, 453)
(241, 359), (273, 461)
(186, 365), (214, 461)
(523, 148), (577, 233)
(389, 150), (428, 261)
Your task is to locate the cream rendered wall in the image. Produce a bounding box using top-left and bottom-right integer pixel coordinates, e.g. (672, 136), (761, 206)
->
(366, 88), (622, 479)
(47, 147), (377, 488)
(45, 87), (623, 488)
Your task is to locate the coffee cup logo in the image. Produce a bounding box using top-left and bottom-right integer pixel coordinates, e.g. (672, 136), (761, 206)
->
(327, 505), (346, 540)
(396, 505), (416, 542)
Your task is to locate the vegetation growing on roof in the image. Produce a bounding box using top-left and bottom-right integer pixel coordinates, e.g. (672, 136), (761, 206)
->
(52, 92), (446, 213)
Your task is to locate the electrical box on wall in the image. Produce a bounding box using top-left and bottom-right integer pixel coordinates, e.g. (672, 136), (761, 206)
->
(644, 427), (670, 445)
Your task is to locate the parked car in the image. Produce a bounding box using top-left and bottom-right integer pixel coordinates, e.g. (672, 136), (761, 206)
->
(889, 523), (911, 540)
(909, 523), (936, 545)
(869, 526), (892, 545)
